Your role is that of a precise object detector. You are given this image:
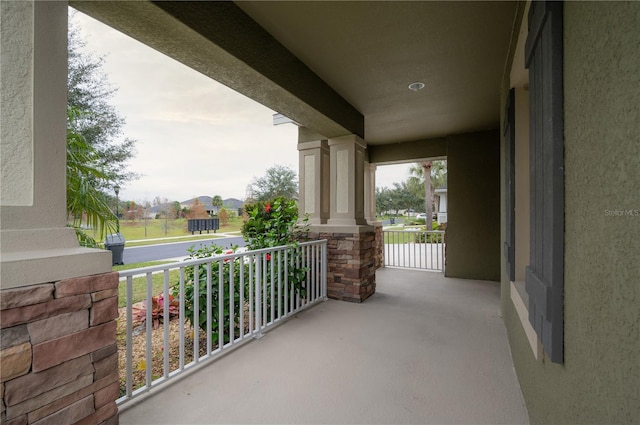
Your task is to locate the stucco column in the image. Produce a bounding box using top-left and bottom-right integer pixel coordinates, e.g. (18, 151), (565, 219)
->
(327, 135), (367, 226)
(298, 139), (330, 225)
(1, 4), (119, 425)
(0, 1), (110, 289)
(364, 162), (378, 223)
(365, 162), (384, 269)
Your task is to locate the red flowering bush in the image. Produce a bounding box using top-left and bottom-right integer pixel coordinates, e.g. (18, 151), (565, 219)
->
(242, 197), (309, 304)
(241, 197), (307, 250)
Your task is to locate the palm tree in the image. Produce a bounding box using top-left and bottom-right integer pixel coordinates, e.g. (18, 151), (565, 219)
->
(409, 160), (447, 230)
(211, 195), (223, 216)
(67, 107), (118, 247)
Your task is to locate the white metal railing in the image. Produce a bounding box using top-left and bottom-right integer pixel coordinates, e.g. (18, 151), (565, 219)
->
(116, 240), (327, 405)
(383, 230), (445, 271)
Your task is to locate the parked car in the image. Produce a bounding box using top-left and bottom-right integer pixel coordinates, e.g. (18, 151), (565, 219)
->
(416, 213), (427, 219)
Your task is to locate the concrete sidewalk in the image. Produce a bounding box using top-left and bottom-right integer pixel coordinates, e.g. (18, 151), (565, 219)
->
(119, 268), (528, 424)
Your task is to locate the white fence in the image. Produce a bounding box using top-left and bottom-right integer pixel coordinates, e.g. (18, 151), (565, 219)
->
(383, 230), (445, 271)
(117, 240), (327, 405)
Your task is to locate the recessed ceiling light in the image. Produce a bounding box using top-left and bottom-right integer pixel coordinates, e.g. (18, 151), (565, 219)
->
(408, 82), (425, 92)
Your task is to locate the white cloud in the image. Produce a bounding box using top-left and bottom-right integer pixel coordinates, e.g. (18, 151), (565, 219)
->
(71, 10), (409, 203)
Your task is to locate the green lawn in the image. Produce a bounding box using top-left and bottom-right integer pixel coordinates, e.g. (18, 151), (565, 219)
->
(113, 261), (174, 272)
(117, 217), (244, 241)
(382, 227), (444, 244)
(116, 264), (181, 308)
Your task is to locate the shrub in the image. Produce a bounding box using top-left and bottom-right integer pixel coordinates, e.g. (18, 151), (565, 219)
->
(132, 293), (179, 329)
(413, 222), (444, 243)
(242, 197), (309, 300)
(174, 197), (310, 345)
(173, 244), (249, 345)
(242, 197), (308, 248)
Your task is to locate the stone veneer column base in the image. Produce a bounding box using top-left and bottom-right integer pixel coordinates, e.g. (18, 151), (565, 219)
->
(309, 231), (376, 303)
(373, 223), (383, 269)
(1, 272), (120, 425)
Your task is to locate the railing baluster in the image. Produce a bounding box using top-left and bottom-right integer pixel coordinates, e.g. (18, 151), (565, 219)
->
(255, 255), (262, 337)
(193, 265), (199, 364)
(307, 244), (312, 304)
(277, 250), (282, 320)
(312, 244), (317, 302)
(218, 259), (224, 350)
(323, 241), (328, 299)
(229, 257), (234, 344)
(145, 273), (153, 389)
(163, 270), (170, 378)
(262, 253), (267, 326)
(284, 249), (289, 316)
(239, 255), (245, 340)
(179, 268), (185, 370)
(125, 276), (133, 398)
(206, 263), (212, 355)
(270, 250), (275, 324)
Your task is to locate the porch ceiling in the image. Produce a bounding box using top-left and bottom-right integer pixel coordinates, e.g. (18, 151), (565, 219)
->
(237, 1), (517, 145)
(71, 1), (517, 146)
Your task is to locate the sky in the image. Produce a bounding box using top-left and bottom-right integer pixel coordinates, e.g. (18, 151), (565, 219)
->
(71, 10), (412, 204)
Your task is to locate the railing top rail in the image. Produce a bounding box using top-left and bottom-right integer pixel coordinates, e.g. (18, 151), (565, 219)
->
(383, 229), (445, 234)
(119, 239), (328, 278)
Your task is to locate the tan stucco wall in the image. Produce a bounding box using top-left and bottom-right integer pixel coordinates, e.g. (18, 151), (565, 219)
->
(446, 130), (501, 281)
(367, 137), (447, 164)
(503, 3), (640, 423)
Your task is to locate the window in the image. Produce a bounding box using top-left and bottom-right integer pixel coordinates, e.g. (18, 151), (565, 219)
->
(504, 88), (515, 282)
(524, 1), (564, 364)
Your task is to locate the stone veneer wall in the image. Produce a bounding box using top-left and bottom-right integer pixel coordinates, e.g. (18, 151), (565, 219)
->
(0, 272), (119, 425)
(373, 225), (383, 269)
(310, 232), (376, 303)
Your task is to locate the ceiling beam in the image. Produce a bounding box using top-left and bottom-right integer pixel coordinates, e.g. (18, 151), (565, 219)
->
(71, 1), (363, 139)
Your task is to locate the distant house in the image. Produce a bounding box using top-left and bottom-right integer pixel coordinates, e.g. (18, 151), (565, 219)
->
(181, 196), (245, 215)
(148, 202), (174, 217)
(434, 187), (447, 224)
(223, 198), (244, 211)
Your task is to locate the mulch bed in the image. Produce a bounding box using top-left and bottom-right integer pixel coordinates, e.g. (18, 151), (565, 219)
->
(115, 305), (254, 396)
(115, 308), (207, 396)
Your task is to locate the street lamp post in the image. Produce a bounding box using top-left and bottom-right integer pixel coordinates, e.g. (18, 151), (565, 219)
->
(114, 185), (120, 233)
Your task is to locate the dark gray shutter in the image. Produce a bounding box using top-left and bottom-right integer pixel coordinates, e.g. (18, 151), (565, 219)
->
(504, 88), (515, 282)
(524, 1), (564, 364)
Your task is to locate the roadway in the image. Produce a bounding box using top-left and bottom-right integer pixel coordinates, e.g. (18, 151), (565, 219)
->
(122, 236), (246, 264)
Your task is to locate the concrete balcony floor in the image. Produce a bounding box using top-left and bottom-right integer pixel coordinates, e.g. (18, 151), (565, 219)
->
(119, 268), (528, 424)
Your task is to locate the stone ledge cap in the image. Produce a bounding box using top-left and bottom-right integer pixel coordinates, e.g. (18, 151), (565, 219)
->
(1, 248), (111, 290)
(309, 224), (374, 234)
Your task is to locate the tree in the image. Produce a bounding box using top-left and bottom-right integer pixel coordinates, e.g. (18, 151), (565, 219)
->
(409, 160), (447, 229)
(211, 195), (223, 216)
(68, 15), (138, 191)
(376, 187), (393, 216)
(218, 208), (230, 226)
(172, 201), (182, 219)
(187, 199), (208, 219)
(152, 196), (166, 207)
(66, 107), (117, 247)
(390, 181), (423, 216)
(421, 161), (433, 230)
(251, 164), (298, 201)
